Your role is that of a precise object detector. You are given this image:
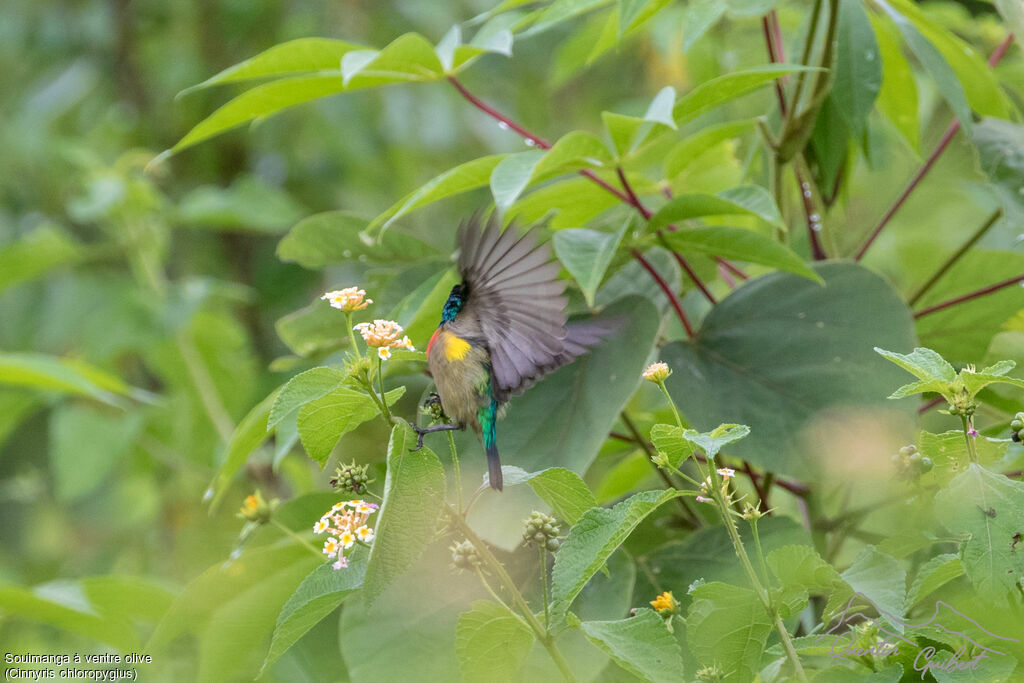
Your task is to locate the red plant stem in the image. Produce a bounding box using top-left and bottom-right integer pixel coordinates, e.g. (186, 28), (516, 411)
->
(617, 168), (717, 304)
(719, 262), (738, 289)
(762, 10), (827, 260)
(913, 273), (1024, 318)
(742, 460), (769, 510)
(448, 76), (551, 148)
(632, 248), (694, 336)
(918, 396), (944, 414)
(855, 34), (1015, 261)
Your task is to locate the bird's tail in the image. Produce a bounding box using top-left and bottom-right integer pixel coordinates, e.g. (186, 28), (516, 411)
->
(481, 398), (502, 491)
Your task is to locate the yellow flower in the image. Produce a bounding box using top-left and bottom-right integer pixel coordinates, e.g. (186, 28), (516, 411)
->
(716, 468), (735, 479)
(323, 537), (340, 557)
(313, 517), (330, 535)
(237, 490), (276, 523)
(322, 287), (372, 312)
(642, 362), (671, 383)
(338, 530), (356, 549)
(378, 346), (392, 361)
(650, 591), (678, 613)
(355, 525), (375, 543)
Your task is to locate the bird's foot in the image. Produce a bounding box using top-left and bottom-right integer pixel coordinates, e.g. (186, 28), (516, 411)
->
(407, 421), (427, 451)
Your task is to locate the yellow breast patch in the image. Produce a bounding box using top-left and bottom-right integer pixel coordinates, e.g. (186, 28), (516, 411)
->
(443, 332), (472, 361)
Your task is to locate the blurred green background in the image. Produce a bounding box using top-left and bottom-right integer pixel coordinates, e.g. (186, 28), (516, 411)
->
(1, 0), (1022, 680)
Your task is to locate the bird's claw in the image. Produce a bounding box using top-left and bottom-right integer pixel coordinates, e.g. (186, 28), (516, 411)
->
(407, 421), (426, 451)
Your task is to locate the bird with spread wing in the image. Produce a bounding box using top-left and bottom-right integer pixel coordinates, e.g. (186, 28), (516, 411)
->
(412, 214), (613, 490)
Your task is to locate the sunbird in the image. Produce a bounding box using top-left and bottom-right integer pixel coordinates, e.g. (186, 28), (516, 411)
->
(412, 215), (611, 490)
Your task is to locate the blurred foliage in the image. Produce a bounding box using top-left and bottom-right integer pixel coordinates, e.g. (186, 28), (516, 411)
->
(2, 0), (1024, 681)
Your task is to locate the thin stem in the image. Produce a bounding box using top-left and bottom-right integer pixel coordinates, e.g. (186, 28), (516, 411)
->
(856, 34), (1015, 261)
(794, 161), (827, 260)
(908, 208), (1003, 306)
(742, 460), (769, 511)
(540, 545), (551, 630)
(656, 381), (684, 429)
(914, 274), (1024, 318)
(787, 0), (825, 116)
(621, 411), (703, 526)
(475, 566), (515, 613)
(376, 357), (393, 424)
(632, 248), (694, 336)
(749, 517), (770, 584)
(447, 430), (463, 512)
(446, 505), (577, 682)
(346, 312), (363, 360)
(961, 415), (979, 463)
(271, 519), (324, 560)
(615, 167), (652, 219)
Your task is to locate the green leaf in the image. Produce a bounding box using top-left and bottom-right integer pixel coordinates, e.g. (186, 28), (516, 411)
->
(874, 346), (957, 383)
(870, 12), (919, 150)
(369, 155), (508, 234)
(973, 119), (1024, 220)
(268, 367), (346, 430)
(553, 224), (625, 306)
(664, 119), (755, 179)
(0, 391), (40, 451)
(0, 352), (151, 407)
(579, 608), (684, 683)
(906, 553), (963, 607)
(0, 578), (156, 651)
(831, 546), (906, 622)
(0, 225), (80, 294)
(181, 38), (367, 93)
(961, 366), (1024, 396)
(601, 111), (649, 158)
(935, 464), (1024, 603)
(490, 150), (547, 209)
(618, 0), (658, 36)
(392, 268), (460, 352)
(649, 185), (784, 230)
(362, 424), (446, 606)
(533, 130), (613, 178)
(884, 0), (1007, 119)
(275, 297), (350, 358)
(676, 423), (750, 458)
(918, 430), (1007, 488)
(550, 489), (684, 623)
(455, 600), (534, 682)
(662, 263), (917, 477)
(876, 0), (973, 133)
(486, 466), (598, 526)
(661, 226), (820, 282)
(277, 211), (435, 268)
(339, 32), (443, 84)
(995, 1), (1024, 54)
(686, 582), (772, 681)
(297, 386), (405, 467)
(177, 176), (306, 234)
(524, 0), (613, 36)
(673, 65), (819, 126)
(767, 544), (846, 596)
(643, 85), (676, 129)
(681, 0), (726, 52)
(207, 389), (279, 510)
(50, 405), (142, 501)
(148, 544), (319, 683)
(649, 424), (695, 468)
(262, 556), (367, 672)
(833, 0), (881, 135)
(508, 176), (621, 228)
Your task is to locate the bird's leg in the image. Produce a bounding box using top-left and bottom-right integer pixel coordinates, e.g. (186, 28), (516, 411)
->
(408, 422), (463, 450)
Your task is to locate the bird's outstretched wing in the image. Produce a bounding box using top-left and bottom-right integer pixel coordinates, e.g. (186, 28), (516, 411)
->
(456, 214), (574, 402)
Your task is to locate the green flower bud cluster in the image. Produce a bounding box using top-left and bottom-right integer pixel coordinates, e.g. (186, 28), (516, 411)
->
(891, 444), (933, 479)
(522, 511), (561, 552)
(947, 390), (977, 417)
(331, 461), (372, 495)
(450, 540), (482, 572)
(1011, 412), (1024, 443)
(421, 392), (448, 423)
(694, 665), (725, 682)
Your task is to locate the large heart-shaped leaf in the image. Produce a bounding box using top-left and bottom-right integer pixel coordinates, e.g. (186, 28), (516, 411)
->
(661, 262), (917, 477)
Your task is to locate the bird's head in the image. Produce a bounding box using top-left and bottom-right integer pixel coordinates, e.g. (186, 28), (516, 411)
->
(441, 283), (468, 323)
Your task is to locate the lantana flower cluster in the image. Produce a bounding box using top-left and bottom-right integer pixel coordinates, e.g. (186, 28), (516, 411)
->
(321, 287), (372, 312)
(354, 319), (415, 360)
(313, 499), (379, 570)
